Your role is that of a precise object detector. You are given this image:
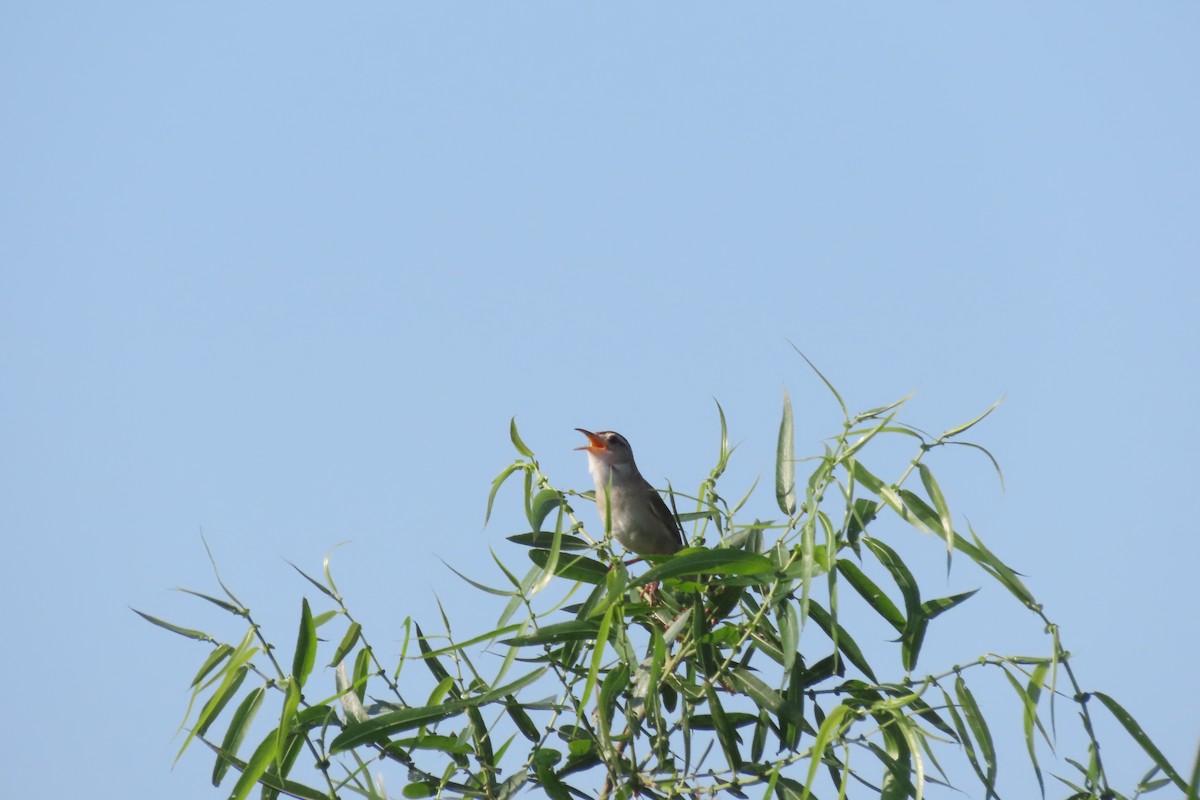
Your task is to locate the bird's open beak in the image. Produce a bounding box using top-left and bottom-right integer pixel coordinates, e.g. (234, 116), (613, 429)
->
(574, 428), (606, 452)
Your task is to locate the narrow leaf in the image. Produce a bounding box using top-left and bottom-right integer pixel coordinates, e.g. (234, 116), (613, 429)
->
(228, 731), (277, 800)
(276, 677), (301, 768)
(506, 532), (589, 550)
(286, 561), (336, 601)
(328, 622), (362, 668)
(799, 703), (851, 800)
(190, 644), (234, 688)
(863, 539), (921, 619)
(705, 684), (742, 772)
(173, 587), (246, 616)
(528, 489), (562, 532)
(292, 598), (317, 687)
(485, 462), (525, 526)
(956, 676), (998, 798)
(211, 687), (265, 786)
(836, 559), (905, 632)
(776, 387), (796, 516)
(631, 548), (775, 587)
(954, 526), (1035, 606)
(808, 602), (877, 682)
(941, 397), (1003, 440)
(527, 549), (609, 584)
(919, 589), (979, 621)
(503, 620), (600, 647)
(729, 668), (803, 726)
(330, 668), (547, 752)
(131, 609), (214, 643)
(790, 344), (847, 417)
(999, 667), (1045, 798)
(916, 462), (954, 553)
(1093, 691), (1187, 792)
(509, 417), (534, 458)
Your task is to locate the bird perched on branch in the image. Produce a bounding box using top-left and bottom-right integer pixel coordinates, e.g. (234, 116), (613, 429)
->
(575, 429), (685, 557)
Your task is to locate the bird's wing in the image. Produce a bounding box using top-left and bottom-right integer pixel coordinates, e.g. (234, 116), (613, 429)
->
(646, 485), (685, 552)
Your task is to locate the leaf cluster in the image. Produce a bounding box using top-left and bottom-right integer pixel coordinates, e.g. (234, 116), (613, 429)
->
(139, 366), (1196, 800)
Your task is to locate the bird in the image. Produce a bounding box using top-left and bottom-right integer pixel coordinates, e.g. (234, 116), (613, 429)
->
(575, 429), (685, 557)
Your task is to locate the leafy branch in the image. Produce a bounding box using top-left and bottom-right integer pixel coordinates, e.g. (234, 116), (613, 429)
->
(139, 368), (1194, 800)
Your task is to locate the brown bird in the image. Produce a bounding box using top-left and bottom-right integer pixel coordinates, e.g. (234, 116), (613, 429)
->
(575, 429), (684, 556)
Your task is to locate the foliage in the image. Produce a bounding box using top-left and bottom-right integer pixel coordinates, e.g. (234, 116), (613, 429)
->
(139, 368), (1195, 800)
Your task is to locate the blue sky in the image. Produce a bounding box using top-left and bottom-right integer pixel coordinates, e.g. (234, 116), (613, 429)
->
(2, 4), (1197, 798)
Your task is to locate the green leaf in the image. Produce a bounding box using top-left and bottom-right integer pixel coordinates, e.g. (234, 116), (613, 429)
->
(807, 602), (877, 682)
(131, 608), (214, 643)
(880, 714), (921, 800)
(468, 706), (498, 797)
(901, 617), (929, 673)
(799, 702), (851, 800)
(1187, 740), (1200, 800)
(630, 548), (774, 587)
(427, 675), (456, 706)
(228, 732), (277, 800)
(211, 686), (265, 787)
(705, 683), (742, 772)
(956, 676), (998, 798)
(941, 397), (1002, 440)
(528, 489), (562, 532)
(790, 344), (848, 417)
(920, 589), (978, 621)
(581, 605), (614, 706)
(335, 705), (465, 750)
(776, 387), (796, 516)
(353, 645), (373, 701)
(190, 644), (234, 688)
(842, 409), (903, 461)
(507, 532), (589, 550)
(328, 621), (362, 668)
(534, 758), (573, 800)
(729, 668), (804, 726)
(778, 602), (799, 674)
(414, 621), (457, 700)
(527, 549), (609, 584)
(863, 539), (920, 619)
(321, 544), (345, 602)
(173, 587), (247, 616)
(849, 460), (907, 519)
(999, 667), (1044, 797)
(310, 609), (338, 628)
(416, 623), (523, 660)
(509, 417), (534, 458)
(1093, 691), (1187, 792)
(440, 558), (515, 597)
(286, 560), (337, 601)
(916, 462), (954, 553)
(330, 668), (547, 752)
(292, 598), (317, 687)
(505, 696), (540, 742)
(943, 687), (984, 788)
(485, 462), (526, 526)
(276, 677), (301, 768)
(179, 664), (250, 763)
(954, 525), (1036, 606)
(836, 559), (904, 632)
(503, 620), (601, 647)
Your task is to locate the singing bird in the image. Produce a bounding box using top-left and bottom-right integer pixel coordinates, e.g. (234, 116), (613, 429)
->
(575, 429), (684, 556)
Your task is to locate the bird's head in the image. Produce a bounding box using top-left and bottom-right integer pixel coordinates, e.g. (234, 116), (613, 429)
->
(575, 428), (637, 473)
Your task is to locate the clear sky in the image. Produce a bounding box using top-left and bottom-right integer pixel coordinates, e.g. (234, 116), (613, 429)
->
(2, 4), (1197, 799)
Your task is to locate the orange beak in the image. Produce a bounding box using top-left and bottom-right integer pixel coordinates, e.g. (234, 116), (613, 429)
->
(575, 428), (606, 452)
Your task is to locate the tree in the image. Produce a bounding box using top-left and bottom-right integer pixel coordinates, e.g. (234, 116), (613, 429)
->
(139, 369), (1196, 800)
